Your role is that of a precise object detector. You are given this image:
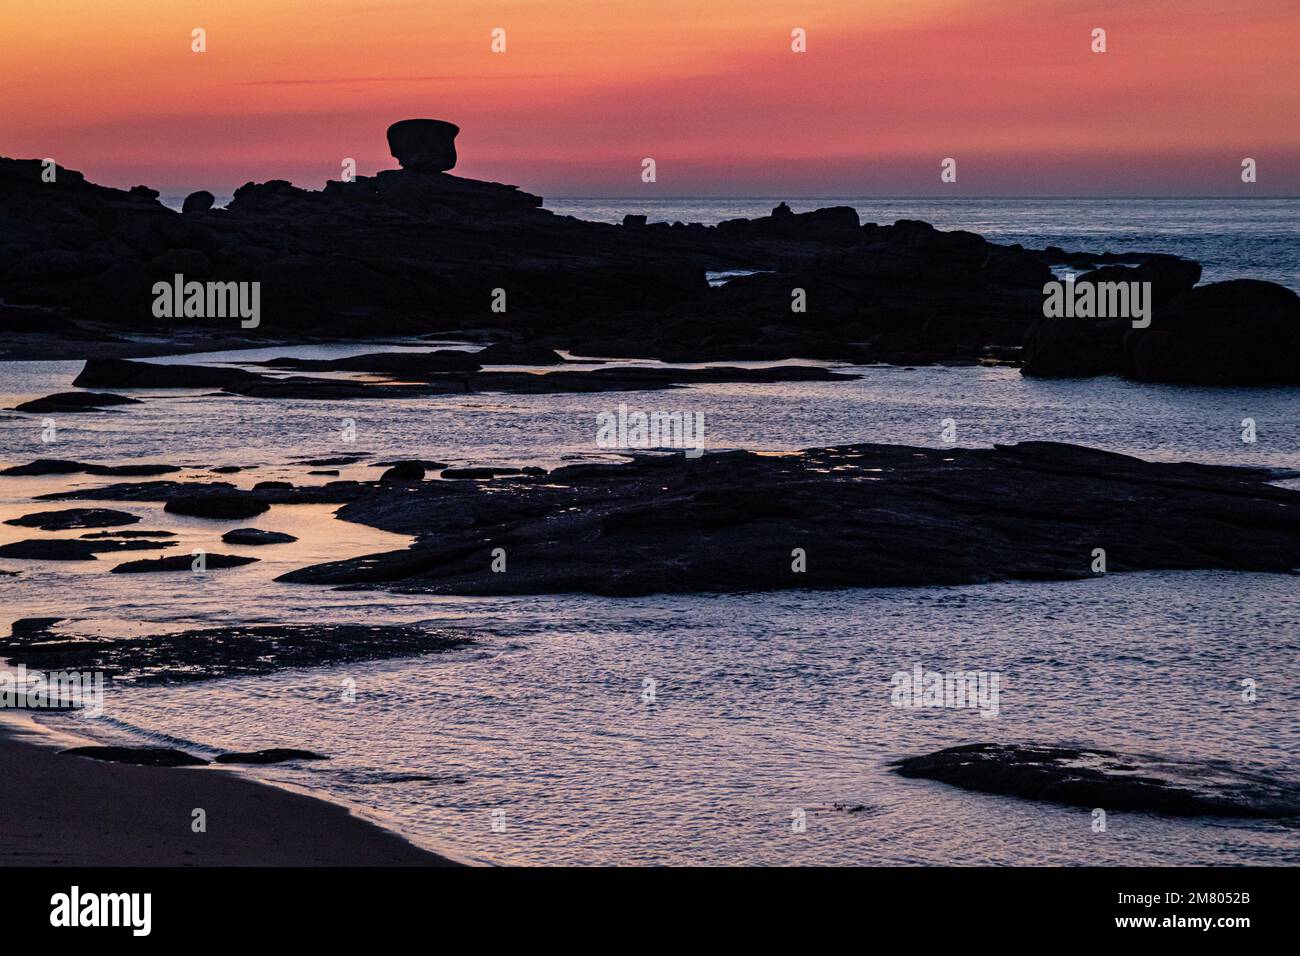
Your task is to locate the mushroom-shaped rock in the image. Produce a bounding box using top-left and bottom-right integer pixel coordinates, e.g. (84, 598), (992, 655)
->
(387, 119), (460, 172)
(181, 190), (215, 213)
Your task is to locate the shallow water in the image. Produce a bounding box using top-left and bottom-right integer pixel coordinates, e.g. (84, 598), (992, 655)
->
(1, 343), (1298, 866)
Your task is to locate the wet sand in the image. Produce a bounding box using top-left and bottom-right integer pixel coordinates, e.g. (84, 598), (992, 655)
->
(0, 720), (456, 866)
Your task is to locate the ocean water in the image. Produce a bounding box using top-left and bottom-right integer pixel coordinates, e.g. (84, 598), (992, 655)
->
(2, 198), (1299, 866)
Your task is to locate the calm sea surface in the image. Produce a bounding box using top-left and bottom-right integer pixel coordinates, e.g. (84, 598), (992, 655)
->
(3, 198), (1298, 865)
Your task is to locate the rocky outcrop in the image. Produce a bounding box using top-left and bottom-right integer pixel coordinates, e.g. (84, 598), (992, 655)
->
(386, 119), (459, 172)
(272, 440), (1300, 595)
(73, 358), (262, 389)
(1, 128), (1287, 381)
(892, 744), (1300, 818)
(0, 458), (180, 477)
(1023, 276), (1300, 384)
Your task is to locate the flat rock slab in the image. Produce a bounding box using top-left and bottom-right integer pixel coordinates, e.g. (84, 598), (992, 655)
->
(214, 749), (329, 765)
(5, 620), (473, 684)
(891, 743), (1300, 818)
(13, 391), (142, 413)
(111, 553), (256, 573)
(5, 507), (141, 530)
(61, 746), (208, 767)
(275, 440), (1300, 595)
(0, 459), (180, 477)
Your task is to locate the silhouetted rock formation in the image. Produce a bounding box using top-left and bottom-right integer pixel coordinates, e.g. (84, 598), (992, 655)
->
(387, 118), (459, 171)
(1, 124), (1294, 383)
(182, 190), (215, 213)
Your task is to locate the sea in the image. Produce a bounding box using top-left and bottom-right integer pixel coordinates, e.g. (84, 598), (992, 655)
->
(2, 198), (1297, 865)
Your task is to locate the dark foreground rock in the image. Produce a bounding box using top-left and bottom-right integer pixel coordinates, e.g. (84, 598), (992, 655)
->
(273, 440), (1300, 595)
(13, 391), (141, 413)
(220, 528), (297, 545)
(73, 358), (263, 389)
(214, 749), (329, 765)
(891, 744), (1300, 818)
(4, 619), (474, 684)
(164, 490), (269, 519)
(111, 552), (256, 573)
(62, 746), (208, 767)
(5, 507), (141, 530)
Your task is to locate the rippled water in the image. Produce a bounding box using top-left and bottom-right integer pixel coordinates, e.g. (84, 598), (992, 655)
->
(2, 342), (1297, 865)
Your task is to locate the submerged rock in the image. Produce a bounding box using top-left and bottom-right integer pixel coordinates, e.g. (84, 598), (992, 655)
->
(214, 748), (329, 765)
(12, 391), (141, 413)
(5, 620), (473, 684)
(891, 743), (1300, 818)
(62, 746), (208, 767)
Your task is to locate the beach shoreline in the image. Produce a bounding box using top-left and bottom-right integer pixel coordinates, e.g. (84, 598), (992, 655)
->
(0, 713), (460, 867)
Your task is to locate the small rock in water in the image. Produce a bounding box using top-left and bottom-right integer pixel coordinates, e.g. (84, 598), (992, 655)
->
(221, 528), (297, 545)
(892, 743), (1300, 818)
(214, 748), (329, 765)
(380, 461), (426, 483)
(5, 507), (141, 530)
(61, 746), (208, 767)
(12, 392), (141, 413)
(111, 553), (257, 573)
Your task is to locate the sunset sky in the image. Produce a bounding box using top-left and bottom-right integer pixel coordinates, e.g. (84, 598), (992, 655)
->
(1, 0), (1296, 196)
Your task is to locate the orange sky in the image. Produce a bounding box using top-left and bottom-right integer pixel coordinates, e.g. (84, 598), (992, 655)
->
(1, 0), (1296, 195)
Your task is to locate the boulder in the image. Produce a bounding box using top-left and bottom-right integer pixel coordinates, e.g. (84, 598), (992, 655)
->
(380, 461), (426, 483)
(181, 190), (215, 213)
(386, 119), (460, 172)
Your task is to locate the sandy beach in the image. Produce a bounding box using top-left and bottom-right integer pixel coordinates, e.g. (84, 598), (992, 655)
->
(0, 719), (454, 866)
